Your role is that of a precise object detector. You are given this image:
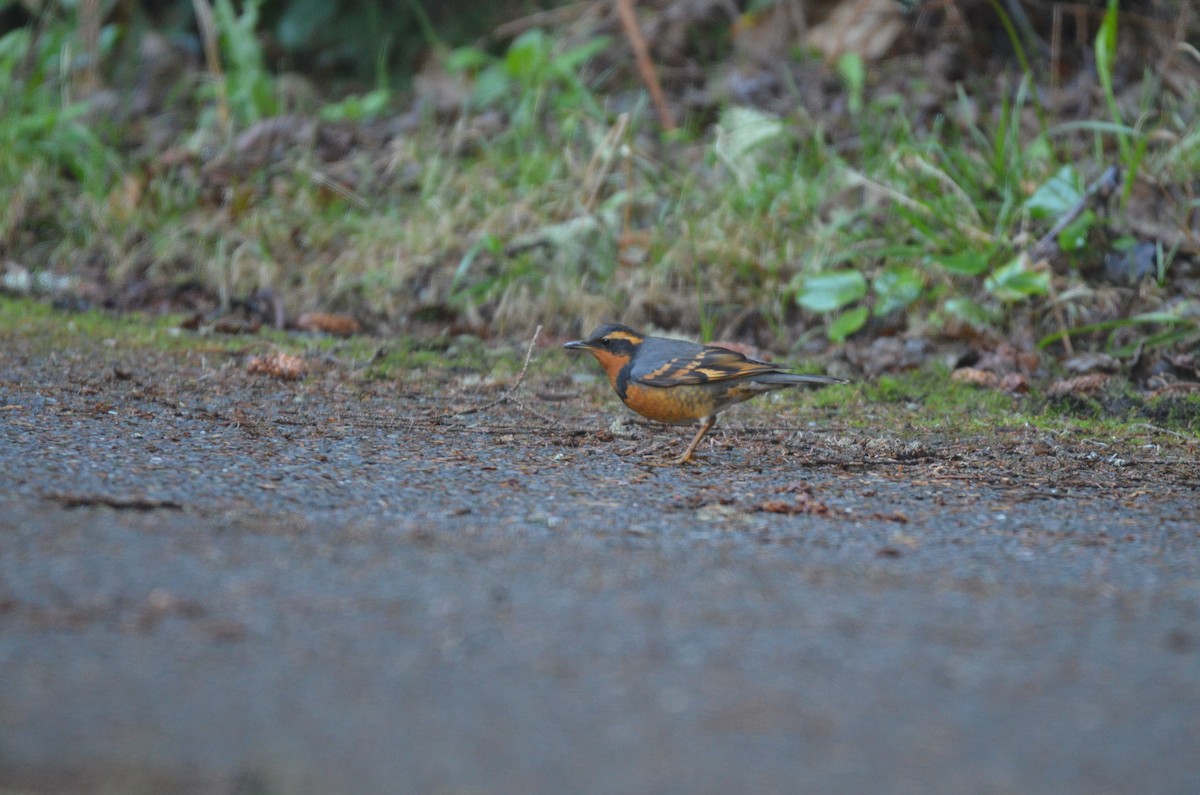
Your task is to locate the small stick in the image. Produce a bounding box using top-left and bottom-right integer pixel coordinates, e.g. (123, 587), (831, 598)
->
(1026, 164), (1120, 265)
(1026, 164), (1119, 356)
(1041, 257), (1073, 356)
(191, 0), (229, 127)
(616, 0), (677, 132)
(448, 325), (544, 418)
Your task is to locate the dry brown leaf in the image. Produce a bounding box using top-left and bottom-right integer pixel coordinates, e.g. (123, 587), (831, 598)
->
(998, 372), (1029, 394)
(247, 353), (306, 381)
(295, 312), (361, 337)
(951, 367), (1000, 388)
(754, 497), (830, 515)
(212, 316), (262, 335)
(806, 0), (905, 62)
(1046, 373), (1110, 397)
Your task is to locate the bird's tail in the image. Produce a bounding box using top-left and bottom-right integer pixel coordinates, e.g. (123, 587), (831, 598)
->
(753, 373), (848, 386)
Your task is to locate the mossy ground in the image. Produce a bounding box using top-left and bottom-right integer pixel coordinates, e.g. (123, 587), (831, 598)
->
(5, 296), (1193, 451)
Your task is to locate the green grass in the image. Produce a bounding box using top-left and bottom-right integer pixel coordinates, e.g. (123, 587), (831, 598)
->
(0, 296), (181, 348)
(807, 368), (1026, 433)
(1037, 386), (1200, 437)
(1, 7), (1197, 358)
(0, 295), (521, 377)
(0, 295), (280, 354)
(358, 334), (515, 380)
(804, 364), (1199, 441)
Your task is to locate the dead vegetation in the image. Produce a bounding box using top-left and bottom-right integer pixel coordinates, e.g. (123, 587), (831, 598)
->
(0, 0), (1198, 400)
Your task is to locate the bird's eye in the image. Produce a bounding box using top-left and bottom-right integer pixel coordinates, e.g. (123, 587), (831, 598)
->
(598, 337), (611, 347)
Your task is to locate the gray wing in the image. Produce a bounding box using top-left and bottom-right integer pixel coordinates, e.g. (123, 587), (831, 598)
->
(630, 337), (786, 386)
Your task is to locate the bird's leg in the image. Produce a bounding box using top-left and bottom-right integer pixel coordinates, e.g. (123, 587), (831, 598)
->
(676, 416), (717, 464)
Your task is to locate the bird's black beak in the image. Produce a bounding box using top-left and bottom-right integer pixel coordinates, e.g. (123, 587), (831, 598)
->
(563, 339), (588, 351)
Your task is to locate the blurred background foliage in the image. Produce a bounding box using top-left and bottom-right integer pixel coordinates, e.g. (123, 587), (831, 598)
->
(0, 0), (551, 81)
(0, 0), (1198, 379)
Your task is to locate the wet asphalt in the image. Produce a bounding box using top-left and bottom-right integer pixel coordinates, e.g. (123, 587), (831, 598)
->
(1, 347), (1199, 794)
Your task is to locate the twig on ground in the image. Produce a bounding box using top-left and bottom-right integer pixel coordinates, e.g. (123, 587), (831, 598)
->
(1027, 164), (1120, 265)
(1041, 259), (1074, 356)
(1132, 422), (1190, 440)
(446, 325), (566, 428)
(1028, 164), (1120, 356)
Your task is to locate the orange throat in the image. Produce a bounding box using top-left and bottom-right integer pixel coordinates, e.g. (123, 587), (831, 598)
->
(585, 349), (629, 393)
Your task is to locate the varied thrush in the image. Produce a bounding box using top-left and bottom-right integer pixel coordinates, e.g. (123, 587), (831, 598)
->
(565, 323), (847, 463)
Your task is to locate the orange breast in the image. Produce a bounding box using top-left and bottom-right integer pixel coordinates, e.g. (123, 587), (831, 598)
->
(621, 382), (721, 424)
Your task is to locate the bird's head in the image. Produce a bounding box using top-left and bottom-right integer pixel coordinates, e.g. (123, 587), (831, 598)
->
(564, 323), (645, 382)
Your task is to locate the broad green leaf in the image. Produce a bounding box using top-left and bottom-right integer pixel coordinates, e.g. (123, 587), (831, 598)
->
(320, 89), (390, 122)
(505, 29), (549, 82)
(929, 251), (990, 276)
(796, 270), (867, 313)
(872, 267), (924, 316)
(828, 305), (868, 342)
(944, 297), (995, 327)
(555, 36), (612, 72)
(1027, 165), (1081, 219)
(472, 64), (512, 107)
(0, 28), (31, 66)
(1056, 209), (1095, 252)
(985, 256), (1049, 302)
(444, 46), (492, 73)
(1023, 135), (1053, 166)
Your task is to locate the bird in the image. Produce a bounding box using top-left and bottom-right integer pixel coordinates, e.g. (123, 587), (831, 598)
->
(564, 323), (847, 463)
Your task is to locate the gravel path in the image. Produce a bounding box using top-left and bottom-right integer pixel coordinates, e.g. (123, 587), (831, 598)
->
(2, 344), (1198, 794)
